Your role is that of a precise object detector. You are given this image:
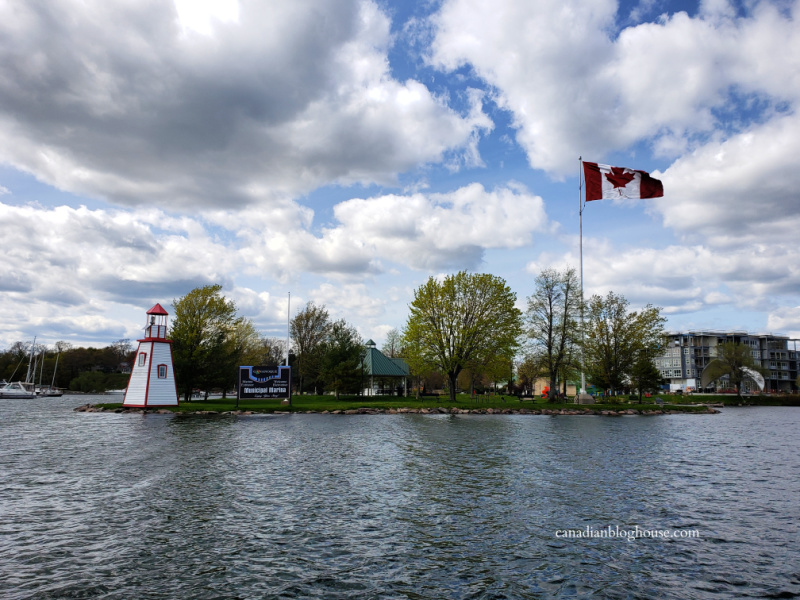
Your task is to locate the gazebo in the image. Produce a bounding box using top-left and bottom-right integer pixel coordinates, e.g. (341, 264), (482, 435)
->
(362, 340), (410, 396)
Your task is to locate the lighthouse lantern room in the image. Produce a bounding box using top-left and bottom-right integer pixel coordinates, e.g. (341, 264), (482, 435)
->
(123, 303), (179, 407)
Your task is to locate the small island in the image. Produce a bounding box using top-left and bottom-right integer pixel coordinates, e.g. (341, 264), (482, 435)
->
(74, 393), (738, 415)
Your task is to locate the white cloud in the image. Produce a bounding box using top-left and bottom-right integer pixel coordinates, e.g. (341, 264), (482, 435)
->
(0, 0), (489, 210)
(327, 182), (549, 270)
(173, 0), (240, 37)
(656, 112), (800, 243)
(767, 306), (800, 337)
(429, 0), (800, 174)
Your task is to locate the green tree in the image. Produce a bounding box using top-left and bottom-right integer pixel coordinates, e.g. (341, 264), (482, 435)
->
(401, 333), (438, 399)
(210, 318), (264, 397)
(290, 302), (331, 393)
(629, 353), (664, 403)
(171, 284), (239, 401)
(240, 335), (285, 367)
(583, 292), (665, 396)
(525, 267), (582, 400)
(702, 341), (766, 399)
(516, 354), (545, 396)
(403, 271), (522, 404)
(319, 319), (363, 399)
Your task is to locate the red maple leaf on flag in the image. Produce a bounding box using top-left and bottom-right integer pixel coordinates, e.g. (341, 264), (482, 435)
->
(604, 167), (635, 189)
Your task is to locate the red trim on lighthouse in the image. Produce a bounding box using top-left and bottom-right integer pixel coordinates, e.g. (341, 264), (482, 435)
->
(169, 340), (180, 405)
(143, 342), (154, 407)
(147, 303), (169, 316)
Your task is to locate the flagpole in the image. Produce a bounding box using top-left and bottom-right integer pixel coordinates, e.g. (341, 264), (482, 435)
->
(579, 157), (586, 397)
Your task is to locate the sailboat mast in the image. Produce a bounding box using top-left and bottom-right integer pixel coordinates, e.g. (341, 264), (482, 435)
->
(24, 337), (36, 383)
(51, 350), (60, 388)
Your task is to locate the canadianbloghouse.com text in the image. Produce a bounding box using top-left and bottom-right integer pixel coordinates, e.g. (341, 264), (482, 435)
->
(555, 526), (700, 542)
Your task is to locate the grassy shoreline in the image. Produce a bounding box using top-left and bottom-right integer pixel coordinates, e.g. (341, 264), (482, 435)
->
(77, 393), (730, 414)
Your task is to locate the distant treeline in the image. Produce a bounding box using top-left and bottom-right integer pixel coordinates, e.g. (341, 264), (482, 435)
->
(0, 340), (135, 392)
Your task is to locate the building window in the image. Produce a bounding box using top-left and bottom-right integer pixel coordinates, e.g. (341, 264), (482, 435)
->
(138, 353), (147, 367)
(158, 364), (167, 379)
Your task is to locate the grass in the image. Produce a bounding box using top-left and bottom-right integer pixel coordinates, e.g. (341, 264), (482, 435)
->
(661, 393), (800, 407)
(90, 393), (716, 414)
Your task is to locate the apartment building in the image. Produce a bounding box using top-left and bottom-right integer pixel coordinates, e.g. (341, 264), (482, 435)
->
(655, 331), (800, 393)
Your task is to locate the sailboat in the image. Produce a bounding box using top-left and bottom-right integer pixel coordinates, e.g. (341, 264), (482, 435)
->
(0, 339), (37, 399)
(34, 345), (63, 397)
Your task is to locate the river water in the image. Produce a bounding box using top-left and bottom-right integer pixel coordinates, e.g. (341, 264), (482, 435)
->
(1, 396), (798, 599)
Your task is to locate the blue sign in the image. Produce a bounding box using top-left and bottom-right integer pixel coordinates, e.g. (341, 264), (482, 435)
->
(238, 365), (291, 399)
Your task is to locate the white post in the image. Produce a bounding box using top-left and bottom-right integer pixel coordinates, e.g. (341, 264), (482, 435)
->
(286, 292), (291, 366)
(579, 157), (586, 397)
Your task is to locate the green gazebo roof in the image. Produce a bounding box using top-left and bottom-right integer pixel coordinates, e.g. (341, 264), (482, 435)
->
(362, 346), (409, 377)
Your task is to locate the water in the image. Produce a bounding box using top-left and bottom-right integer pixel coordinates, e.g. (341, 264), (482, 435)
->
(1, 397), (799, 599)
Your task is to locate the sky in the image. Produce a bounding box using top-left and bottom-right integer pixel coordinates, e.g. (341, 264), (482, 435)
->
(1, 0), (800, 350)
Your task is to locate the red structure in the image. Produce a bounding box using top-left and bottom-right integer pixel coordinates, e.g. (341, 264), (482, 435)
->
(122, 303), (178, 407)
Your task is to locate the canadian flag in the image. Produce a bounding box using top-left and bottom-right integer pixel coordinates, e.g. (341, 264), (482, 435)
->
(583, 162), (663, 201)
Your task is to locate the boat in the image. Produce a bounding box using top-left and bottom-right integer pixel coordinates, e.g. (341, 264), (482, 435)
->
(105, 389), (127, 396)
(1, 339), (38, 399)
(36, 386), (63, 397)
(0, 381), (37, 399)
(2, 338), (65, 399)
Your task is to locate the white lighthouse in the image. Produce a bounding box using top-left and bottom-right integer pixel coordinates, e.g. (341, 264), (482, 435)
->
(123, 303), (179, 407)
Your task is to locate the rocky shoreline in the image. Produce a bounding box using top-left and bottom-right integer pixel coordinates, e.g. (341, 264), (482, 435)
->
(73, 404), (720, 416)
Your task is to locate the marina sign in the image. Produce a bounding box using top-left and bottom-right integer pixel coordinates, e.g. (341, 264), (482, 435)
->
(238, 365), (291, 399)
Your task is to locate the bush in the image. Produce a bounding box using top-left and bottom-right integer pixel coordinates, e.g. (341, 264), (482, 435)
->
(69, 371), (130, 393)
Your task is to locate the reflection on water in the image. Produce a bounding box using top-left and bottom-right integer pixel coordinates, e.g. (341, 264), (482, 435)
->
(1, 397), (799, 599)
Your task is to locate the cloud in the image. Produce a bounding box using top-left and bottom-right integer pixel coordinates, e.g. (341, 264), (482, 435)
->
(0, 0), (489, 209)
(429, 0), (800, 174)
(327, 182), (549, 271)
(767, 306), (800, 337)
(656, 112), (800, 244)
(540, 235), (800, 318)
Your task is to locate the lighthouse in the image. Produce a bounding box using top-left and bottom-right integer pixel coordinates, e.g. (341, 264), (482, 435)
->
(123, 303), (179, 407)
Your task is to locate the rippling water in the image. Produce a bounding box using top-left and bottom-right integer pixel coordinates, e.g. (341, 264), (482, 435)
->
(1, 397), (799, 599)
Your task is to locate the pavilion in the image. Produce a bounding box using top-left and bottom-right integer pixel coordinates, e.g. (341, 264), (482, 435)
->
(362, 340), (410, 396)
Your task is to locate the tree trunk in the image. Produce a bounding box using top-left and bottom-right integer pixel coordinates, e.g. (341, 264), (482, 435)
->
(448, 372), (458, 403)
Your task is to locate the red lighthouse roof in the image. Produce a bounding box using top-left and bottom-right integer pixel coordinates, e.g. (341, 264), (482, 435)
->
(146, 303), (169, 315)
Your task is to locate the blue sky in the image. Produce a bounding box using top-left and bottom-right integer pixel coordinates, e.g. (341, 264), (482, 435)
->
(1, 0), (799, 350)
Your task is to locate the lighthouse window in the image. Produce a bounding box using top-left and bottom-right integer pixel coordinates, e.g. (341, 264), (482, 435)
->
(138, 353), (147, 366)
(157, 364), (167, 379)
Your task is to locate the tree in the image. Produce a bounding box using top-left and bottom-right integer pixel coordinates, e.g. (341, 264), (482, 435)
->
(107, 339), (133, 370)
(210, 318), (264, 397)
(702, 341), (766, 399)
(246, 336), (286, 367)
(319, 319), (363, 399)
(629, 353), (664, 403)
(516, 354), (545, 396)
(583, 292), (665, 396)
(171, 284), (239, 401)
(525, 267), (582, 400)
(382, 328), (403, 358)
(403, 271), (522, 403)
(290, 302), (331, 393)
